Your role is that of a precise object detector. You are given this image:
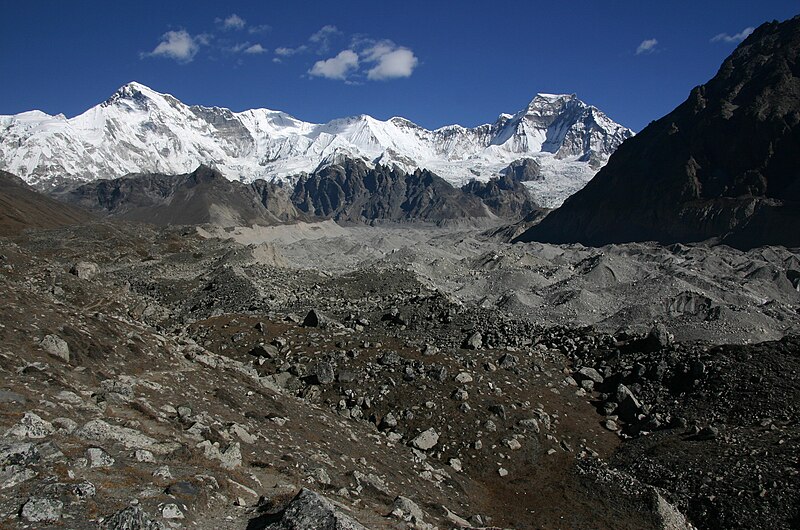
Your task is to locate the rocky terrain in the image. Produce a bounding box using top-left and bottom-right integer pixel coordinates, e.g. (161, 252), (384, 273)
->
(0, 209), (798, 528)
(518, 15), (800, 249)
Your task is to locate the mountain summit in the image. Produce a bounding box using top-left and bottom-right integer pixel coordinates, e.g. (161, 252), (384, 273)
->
(517, 16), (800, 249)
(0, 84), (632, 206)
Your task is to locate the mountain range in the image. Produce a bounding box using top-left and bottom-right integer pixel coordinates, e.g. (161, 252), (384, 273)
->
(0, 84), (632, 207)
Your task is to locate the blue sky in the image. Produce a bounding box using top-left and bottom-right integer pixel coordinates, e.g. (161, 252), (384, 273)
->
(1, 1), (797, 132)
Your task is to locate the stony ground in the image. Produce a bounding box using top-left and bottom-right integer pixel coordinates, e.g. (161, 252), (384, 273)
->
(0, 220), (798, 529)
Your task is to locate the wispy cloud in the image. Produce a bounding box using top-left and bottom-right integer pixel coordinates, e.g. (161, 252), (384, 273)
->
(274, 25), (341, 61)
(144, 15), (272, 64)
(143, 30), (204, 63)
(308, 25), (340, 53)
(635, 38), (658, 55)
(243, 44), (267, 55)
(275, 45), (308, 57)
(308, 50), (359, 80)
(248, 24), (271, 35)
(711, 26), (754, 44)
(218, 14), (246, 31)
(227, 42), (268, 55)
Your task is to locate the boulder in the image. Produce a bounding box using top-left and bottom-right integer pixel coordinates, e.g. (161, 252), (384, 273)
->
(261, 488), (367, 529)
(41, 334), (70, 362)
(411, 428), (439, 451)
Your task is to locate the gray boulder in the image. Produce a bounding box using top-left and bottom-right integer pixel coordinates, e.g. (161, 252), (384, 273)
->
(262, 488), (367, 529)
(41, 334), (70, 362)
(70, 261), (98, 280)
(411, 428), (439, 451)
(100, 505), (165, 530)
(20, 497), (63, 523)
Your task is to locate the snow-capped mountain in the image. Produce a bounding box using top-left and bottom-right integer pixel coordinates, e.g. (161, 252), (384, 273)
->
(0, 82), (633, 206)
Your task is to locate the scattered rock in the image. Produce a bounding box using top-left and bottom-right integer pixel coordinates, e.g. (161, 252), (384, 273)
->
(463, 332), (482, 350)
(411, 428), (439, 451)
(87, 447), (115, 468)
(20, 497), (63, 523)
(302, 309), (333, 328)
(161, 503), (184, 519)
(6, 412), (54, 439)
(70, 261), (98, 279)
(455, 372), (473, 384)
(40, 334), (70, 362)
(577, 367), (604, 384)
(100, 505), (164, 530)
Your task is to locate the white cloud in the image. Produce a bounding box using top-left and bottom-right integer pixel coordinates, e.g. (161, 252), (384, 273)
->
(711, 26), (755, 44)
(636, 38), (658, 55)
(359, 40), (418, 80)
(220, 14), (246, 30)
(309, 50), (359, 80)
(366, 48), (418, 80)
(244, 44), (267, 54)
(145, 30), (202, 63)
(362, 40), (396, 62)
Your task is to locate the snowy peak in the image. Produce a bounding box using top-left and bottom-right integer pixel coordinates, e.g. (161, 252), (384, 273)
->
(0, 82), (634, 206)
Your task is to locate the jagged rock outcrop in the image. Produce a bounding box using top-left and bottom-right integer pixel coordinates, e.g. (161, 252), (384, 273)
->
(500, 158), (543, 182)
(516, 16), (800, 249)
(461, 173), (542, 220)
(292, 158), (491, 223)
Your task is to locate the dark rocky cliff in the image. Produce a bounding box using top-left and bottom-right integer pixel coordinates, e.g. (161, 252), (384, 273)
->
(517, 16), (800, 249)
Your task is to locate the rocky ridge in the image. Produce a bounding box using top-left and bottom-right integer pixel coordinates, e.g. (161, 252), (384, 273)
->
(517, 16), (800, 249)
(55, 160), (539, 227)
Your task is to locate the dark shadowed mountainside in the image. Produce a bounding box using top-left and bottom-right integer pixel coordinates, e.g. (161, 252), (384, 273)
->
(293, 158), (489, 223)
(516, 16), (800, 249)
(462, 173), (542, 220)
(0, 170), (92, 236)
(54, 165), (297, 227)
(57, 159), (539, 227)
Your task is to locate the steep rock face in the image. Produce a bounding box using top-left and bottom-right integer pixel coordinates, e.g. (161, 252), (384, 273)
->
(517, 16), (800, 249)
(0, 170), (92, 236)
(500, 158), (543, 182)
(0, 84), (632, 206)
(291, 159), (490, 223)
(461, 174), (541, 220)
